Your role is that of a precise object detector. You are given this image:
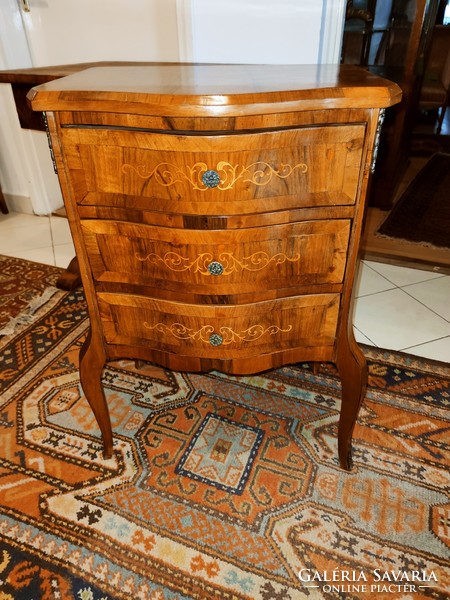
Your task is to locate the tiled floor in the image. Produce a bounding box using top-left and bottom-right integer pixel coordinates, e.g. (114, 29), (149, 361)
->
(1, 210), (449, 364)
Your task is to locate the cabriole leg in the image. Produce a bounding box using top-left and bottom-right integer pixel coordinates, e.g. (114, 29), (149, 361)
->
(335, 331), (368, 470)
(79, 328), (114, 458)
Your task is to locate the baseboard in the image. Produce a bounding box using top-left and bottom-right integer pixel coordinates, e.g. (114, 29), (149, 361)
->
(2, 193), (34, 215)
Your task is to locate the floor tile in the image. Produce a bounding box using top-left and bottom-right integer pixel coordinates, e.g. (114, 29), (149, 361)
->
(366, 260), (445, 287)
(353, 288), (450, 350)
(0, 212), (49, 230)
(355, 261), (395, 297)
(53, 243), (76, 269)
(403, 276), (450, 322)
(0, 219), (52, 253)
(2, 246), (56, 266)
(353, 326), (376, 346)
(402, 336), (450, 363)
(50, 216), (73, 246)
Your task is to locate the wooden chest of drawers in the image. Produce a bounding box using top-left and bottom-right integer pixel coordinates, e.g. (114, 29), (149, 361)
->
(29, 64), (401, 469)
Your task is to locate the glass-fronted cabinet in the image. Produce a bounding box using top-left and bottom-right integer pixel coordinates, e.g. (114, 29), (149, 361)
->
(342, 0), (440, 209)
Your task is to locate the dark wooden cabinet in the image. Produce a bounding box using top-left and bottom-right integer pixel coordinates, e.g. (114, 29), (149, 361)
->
(342, 0), (440, 209)
(28, 64), (400, 469)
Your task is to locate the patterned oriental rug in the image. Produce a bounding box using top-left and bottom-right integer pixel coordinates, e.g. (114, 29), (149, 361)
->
(0, 255), (449, 600)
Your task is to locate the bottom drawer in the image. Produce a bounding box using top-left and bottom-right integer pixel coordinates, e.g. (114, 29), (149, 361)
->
(97, 293), (340, 359)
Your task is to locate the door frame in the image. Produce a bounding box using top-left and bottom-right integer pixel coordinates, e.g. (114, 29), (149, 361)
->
(320, 0), (347, 63)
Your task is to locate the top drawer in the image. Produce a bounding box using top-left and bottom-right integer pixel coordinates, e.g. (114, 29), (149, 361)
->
(60, 124), (365, 215)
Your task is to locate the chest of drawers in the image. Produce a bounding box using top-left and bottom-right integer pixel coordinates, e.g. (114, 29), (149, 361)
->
(29, 64), (401, 469)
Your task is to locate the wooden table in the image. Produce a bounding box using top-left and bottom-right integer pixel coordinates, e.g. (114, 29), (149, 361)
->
(28, 64), (400, 469)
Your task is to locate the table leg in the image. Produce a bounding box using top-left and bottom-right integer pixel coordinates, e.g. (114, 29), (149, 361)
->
(56, 256), (82, 290)
(0, 185), (9, 214)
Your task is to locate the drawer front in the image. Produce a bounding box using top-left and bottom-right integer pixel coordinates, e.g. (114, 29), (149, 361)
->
(82, 219), (350, 293)
(62, 124), (365, 214)
(97, 293), (340, 359)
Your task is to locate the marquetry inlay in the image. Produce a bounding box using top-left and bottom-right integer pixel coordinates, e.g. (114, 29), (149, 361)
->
(143, 322), (293, 344)
(122, 160), (308, 191)
(134, 250), (301, 274)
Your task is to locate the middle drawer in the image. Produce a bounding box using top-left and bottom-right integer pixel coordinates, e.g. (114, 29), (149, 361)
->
(82, 219), (351, 296)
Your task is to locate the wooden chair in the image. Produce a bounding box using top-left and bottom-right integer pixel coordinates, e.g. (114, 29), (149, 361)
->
(341, 0), (375, 66)
(418, 25), (450, 134)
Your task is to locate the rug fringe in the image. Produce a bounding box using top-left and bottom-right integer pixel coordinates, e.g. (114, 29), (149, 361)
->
(0, 287), (61, 337)
(374, 230), (448, 250)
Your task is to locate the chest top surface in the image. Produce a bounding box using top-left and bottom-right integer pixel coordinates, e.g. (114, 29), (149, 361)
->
(28, 63), (401, 116)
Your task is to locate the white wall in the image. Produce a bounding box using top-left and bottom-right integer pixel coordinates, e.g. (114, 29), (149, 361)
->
(0, 0), (35, 213)
(20, 0), (180, 67)
(0, 0), (182, 215)
(191, 0), (322, 64)
(190, 0), (346, 65)
(0, 84), (62, 215)
(0, 0), (65, 215)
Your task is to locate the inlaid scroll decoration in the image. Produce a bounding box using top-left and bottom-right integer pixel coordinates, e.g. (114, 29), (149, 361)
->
(134, 250), (300, 274)
(143, 322), (292, 345)
(122, 160), (308, 191)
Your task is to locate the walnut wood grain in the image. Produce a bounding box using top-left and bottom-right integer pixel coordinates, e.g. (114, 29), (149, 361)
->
(60, 124), (365, 214)
(81, 219), (350, 296)
(97, 293), (340, 359)
(28, 64), (401, 115)
(28, 64), (401, 468)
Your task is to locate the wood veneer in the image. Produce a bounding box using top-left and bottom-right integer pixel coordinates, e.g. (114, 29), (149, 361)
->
(28, 64), (401, 470)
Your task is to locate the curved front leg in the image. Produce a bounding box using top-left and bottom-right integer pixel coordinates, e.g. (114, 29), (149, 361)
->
(79, 327), (114, 458)
(335, 327), (367, 470)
